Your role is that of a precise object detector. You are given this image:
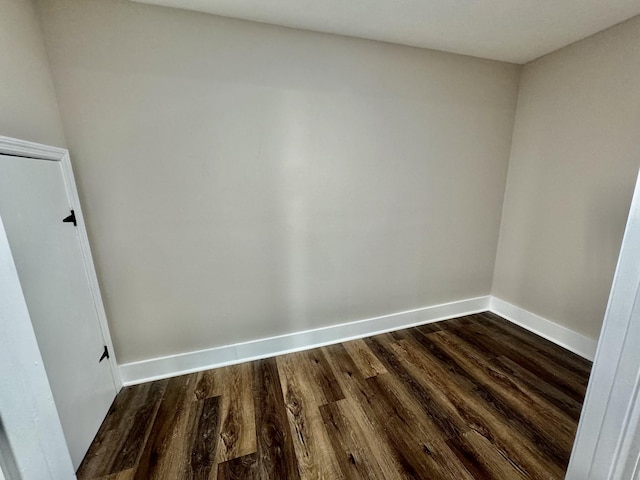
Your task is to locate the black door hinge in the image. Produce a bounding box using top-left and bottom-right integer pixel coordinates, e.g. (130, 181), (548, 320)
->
(99, 345), (110, 363)
(63, 209), (77, 227)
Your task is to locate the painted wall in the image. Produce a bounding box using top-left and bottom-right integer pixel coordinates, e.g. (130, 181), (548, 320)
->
(0, 0), (65, 146)
(38, 0), (520, 364)
(493, 16), (640, 340)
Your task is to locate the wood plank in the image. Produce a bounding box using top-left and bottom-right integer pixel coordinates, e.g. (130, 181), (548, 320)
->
(107, 403), (159, 472)
(479, 311), (592, 376)
(215, 363), (257, 464)
(77, 380), (168, 479)
(193, 367), (222, 400)
(95, 469), (136, 480)
(277, 353), (344, 480)
(362, 335), (466, 439)
(253, 358), (301, 480)
(491, 354), (584, 421)
(301, 348), (346, 404)
(342, 339), (387, 378)
(447, 430), (529, 480)
(322, 344), (416, 480)
(324, 342), (474, 480)
(440, 317), (588, 401)
(132, 373), (200, 479)
(427, 331), (577, 459)
(318, 400), (389, 480)
(472, 316), (591, 391)
(218, 453), (259, 480)
(366, 373), (475, 480)
(387, 336), (566, 479)
(187, 395), (221, 480)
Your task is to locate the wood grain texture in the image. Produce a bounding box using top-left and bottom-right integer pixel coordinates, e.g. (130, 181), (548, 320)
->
(96, 469), (136, 480)
(76, 380), (168, 479)
(188, 395), (221, 480)
(253, 358), (301, 480)
(342, 339), (387, 378)
(78, 313), (591, 480)
(277, 351), (344, 479)
(215, 363), (256, 465)
(447, 430), (529, 480)
(388, 334), (565, 478)
(322, 343), (422, 480)
(218, 453), (259, 479)
(131, 374), (200, 479)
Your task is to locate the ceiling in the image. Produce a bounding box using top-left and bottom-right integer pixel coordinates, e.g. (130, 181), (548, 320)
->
(132, 0), (640, 64)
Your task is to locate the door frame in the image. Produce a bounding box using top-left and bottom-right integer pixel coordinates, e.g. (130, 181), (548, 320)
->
(566, 170), (640, 479)
(0, 135), (122, 390)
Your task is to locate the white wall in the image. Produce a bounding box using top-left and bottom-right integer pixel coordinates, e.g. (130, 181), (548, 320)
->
(493, 15), (640, 340)
(38, 0), (520, 364)
(0, 0), (65, 146)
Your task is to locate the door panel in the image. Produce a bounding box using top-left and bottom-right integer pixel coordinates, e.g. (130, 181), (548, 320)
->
(0, 154), (116, 469)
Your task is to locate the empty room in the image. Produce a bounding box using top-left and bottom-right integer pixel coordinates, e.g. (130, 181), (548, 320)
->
(2, 0), (640, 478)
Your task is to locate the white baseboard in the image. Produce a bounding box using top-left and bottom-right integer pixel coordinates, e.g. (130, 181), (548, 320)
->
(489, 296), (598, 361)
(119, 294), (599, 386)
(119, 296), (491, 385)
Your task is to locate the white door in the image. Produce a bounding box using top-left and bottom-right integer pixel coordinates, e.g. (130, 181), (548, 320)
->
(0, 154), (117, 469)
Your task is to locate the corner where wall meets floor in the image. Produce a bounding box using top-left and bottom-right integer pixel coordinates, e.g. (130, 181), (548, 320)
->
(119, 296), (597, 386)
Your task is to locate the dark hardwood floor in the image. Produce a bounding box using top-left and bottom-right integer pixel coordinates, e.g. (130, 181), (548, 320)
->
(77, 312), (592, 479)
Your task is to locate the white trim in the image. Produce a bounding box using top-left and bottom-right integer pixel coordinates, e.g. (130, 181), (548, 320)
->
(0, 135), (67, 161)
(566, 169), (640, 480)
(489, 296), (598, 361)
(120, 293), (602, 386)
(0, 135), (122, 390)
(120, 296), (491, 385)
